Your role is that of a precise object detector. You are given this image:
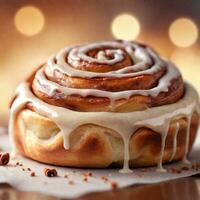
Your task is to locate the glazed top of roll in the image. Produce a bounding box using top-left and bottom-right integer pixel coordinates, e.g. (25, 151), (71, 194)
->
(26, 40), (184, 112)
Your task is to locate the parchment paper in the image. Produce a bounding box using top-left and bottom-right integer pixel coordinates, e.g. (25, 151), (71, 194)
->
(0, 127), (199, 199)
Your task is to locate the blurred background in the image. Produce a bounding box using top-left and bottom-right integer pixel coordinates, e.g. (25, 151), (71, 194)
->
(0, 0), (200, 125)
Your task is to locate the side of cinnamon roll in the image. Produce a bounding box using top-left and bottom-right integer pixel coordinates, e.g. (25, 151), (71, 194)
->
(9, 40), (200, 172)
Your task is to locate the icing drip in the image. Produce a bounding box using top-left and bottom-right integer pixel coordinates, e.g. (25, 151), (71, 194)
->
(157, 121), (170, 172)
(169, 122), (180, 162)
(183, 113), (194, 164)
(119, 135), (133, 173)
(9, 83), (200, 173)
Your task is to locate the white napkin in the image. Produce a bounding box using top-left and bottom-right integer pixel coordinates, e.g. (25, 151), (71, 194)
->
(0, 128), (199, 199)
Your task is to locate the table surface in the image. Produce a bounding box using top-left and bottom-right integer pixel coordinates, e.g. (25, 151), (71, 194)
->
(0, 125), (199, 200)
(0, 176), (199, 200)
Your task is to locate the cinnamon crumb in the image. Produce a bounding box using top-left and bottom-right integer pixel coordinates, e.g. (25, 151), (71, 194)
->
(182, 166), (189, 171)
(22, 168), (25, 171)
(171, 168), (182, 174)
(191, 164), (196, 169)
(83, 172), (92, 177)
(19, 163), (23, 166)
(111, 181), (118, 190)
(101, 176), (108, 182)
(191, 164), (200, 170)
(68, 180), (74, 185)
(30, 172), (35, 177)
(170, 168), (176, 173)
(64, 172), (71, 178)
(16, 162), (19, 166)
(83, 177), (88, 182)
(44, 168), (58, 177)
(196, 163), (200, 169)
(82, 172), (91, 177)
(64, 174), (68, 178)
(0, 153), (10, 165)
(27, 168), (31, 171)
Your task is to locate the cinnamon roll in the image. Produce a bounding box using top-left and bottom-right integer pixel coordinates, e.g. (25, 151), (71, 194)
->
(9, 40), (200, 172)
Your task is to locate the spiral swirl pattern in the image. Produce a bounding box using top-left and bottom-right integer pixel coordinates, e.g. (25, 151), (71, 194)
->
(31, 40), (184, 112)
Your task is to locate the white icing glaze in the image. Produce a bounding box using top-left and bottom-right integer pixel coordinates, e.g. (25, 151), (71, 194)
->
(34, 41), (179, 109)
(9, 83), (200, 173)
(182, 112), (194, 164)
(96, 49), (124, 61)
(36, 62), (179, 101)
(169, 122), (180, 162)
(46, 41), (165, 78)
(157, 121), (170, 172)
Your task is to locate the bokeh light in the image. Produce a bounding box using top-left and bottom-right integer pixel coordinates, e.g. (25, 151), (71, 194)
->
(111, 14), (140, 40)
(14, 6), (45, 36)
(169, 18), (198, 47)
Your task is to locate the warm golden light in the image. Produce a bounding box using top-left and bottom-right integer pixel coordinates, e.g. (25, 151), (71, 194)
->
(111, 14), (140, 40)
(14, 6), (45, 36)
(169, 18), (198, 47)
(171, 48), (200, 94)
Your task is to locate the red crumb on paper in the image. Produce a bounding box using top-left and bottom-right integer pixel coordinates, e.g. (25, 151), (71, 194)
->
(30, 172), (36, 177)
(111, 181), (118, 189)
(68, 180), (74, 185)
(101, 176), (108, 182)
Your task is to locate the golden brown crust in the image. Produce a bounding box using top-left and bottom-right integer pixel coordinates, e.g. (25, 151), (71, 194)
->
(13, 109), (199, 168)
